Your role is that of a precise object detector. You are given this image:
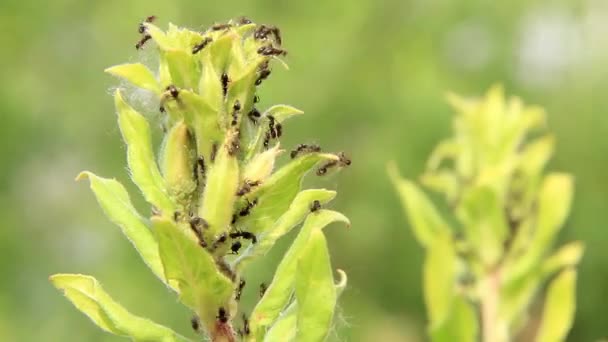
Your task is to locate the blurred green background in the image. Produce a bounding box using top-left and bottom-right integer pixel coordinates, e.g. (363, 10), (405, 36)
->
(1, 0), (607, 340)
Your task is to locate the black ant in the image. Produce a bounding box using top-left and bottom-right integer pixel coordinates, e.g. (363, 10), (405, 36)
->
(210, 143), (218, 162)
(317, 152), (351, 176)
(173, 211), (180, 222)
(262, 131), (271, 149)
(211, 23), (232, 31)
(275, 123), (282, 138)
(254, 25), (282, 45)
(239, 313), (250, 336)
(253, 95), (260, 103)
(230, 230), (257, 244)
(268, 115), (277, 138)
(230, 241), (242, 254)
(236, 16), (252, 25)
(212, 233), (228, 250)
(290, 144), (321, 159)
(194, 156), (206, 181)
(257, 45), (287, 57)
(217, 307), (228, 323)
(227, 130), (241, 156)
(259, 283), (267, 298)
(135, 16), (156, 50)
(221, 73), (230, 97)
(255, 61), (271, 86)
(231, 100), (241, 126)
(189, 216), (209, 248)
(338, 152), (352, 166)
(238, 198), (258, 217)
(159, 85), (179, 113)
(247, 108), (261, 125)
(192, 37), (212, 54)
(191, 315), (200, 332)
(310, 200), (321, 212)
(236, 180), (261, 196)
(235, 279), (246, 301)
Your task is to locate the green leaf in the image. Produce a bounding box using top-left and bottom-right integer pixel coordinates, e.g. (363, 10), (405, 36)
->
(144, 23), (172, 50)
(250, 210), (349, 336)
(535, 269), (577, 342)
(175, 89), (222, 161)
(263, 105), (304, 123)
(114, 90), (175, 215)
(236, 153), (337, 234)
(153, 217), (233, 329)
(535, 174), (574, 249)
(263, 303), (297, 342)
(76, 172), (174, 290)
(430, 295), (478, 342)
(104, 63), (161, 94)
(165, 49), (198, 90)
(457, 186), (508, 266)
(424, 231), (457, 326)
(50, 274), (189, 342)
(233, 189), (337, 271)
(198, 135), (240, 239)
(388, 162), (450, 248)
(295, 229), (337, 342)
(542, 241), (584, 278)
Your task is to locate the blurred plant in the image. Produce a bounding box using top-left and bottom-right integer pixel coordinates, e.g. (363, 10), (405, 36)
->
(49, 17), (350, 342)
(389, 86), (582, 342)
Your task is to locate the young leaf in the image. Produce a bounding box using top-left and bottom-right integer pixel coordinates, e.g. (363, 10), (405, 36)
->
(424, 231), (457, 326)
(153, 217), (233, 329)
(236, 153), (337, 234)
(430, 295), (478, 342)
(388, 162), (450, 247)
(263, 104), (304, 123)
(76, 172), (173, 290)
(295, 229), (337, 342)
(249, 210), (349, 336)
(104, 63), (161, 94)
(263, 303), (297, 342)
(542, 241), (584, 277)
(233, 189), (337, 271)
(49, 274), (189, 342)
(535, 268), (577, 342)
(115, 90), (175, 215)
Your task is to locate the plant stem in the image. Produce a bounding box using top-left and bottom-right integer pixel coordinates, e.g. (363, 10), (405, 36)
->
(481, 268), (509, 342)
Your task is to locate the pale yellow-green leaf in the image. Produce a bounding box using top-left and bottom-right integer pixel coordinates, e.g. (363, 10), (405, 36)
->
(430, 295), (477, 342)
(535, 269), (577, 342)
(104, 63), (161, 94)
(424, 231), (457, 326)
(263, 104), (304, 123)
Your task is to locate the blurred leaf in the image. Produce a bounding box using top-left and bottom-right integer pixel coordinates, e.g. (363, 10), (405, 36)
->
(457, 186), (507, 266)
(424, 231), (457, 326)
(388, 162), (450, 247)
(153, 217), (233, 327)
(233, 189), (337, 271)
(535, 174), (574, 248)
(263, 303), (297, 342)
(104, 63), (161, 94)
(50, 274), (189, 342)
(115, 90), (175, 214)
(535, 269), (577, 342)
(199, 135), (240, 238)
(430, 295), (477, 342)
(250, 210), (349, 336)
(518, 135), (554, 177)
(76, 172), (174, 290)
(542, 241), (584, 278)
(295, 229), (336, 342)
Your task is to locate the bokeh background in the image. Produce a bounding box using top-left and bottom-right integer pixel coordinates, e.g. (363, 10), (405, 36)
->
(1, 0), (607, 340)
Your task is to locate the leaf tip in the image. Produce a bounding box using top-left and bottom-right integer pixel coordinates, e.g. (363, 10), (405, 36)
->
(75, 171), (92, 182)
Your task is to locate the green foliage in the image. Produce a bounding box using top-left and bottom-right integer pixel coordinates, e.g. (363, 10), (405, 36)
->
(51, 18), (350, 342)
(390, 86), (582, 342)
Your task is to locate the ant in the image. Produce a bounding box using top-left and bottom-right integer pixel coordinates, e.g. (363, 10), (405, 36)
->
(210, 143), (218, 163)
(194, 156), (206, 181)
(257, 45), (287, 57)
(211, 23), (232, 31)
(189, 216), (209, 248)
(230, 230), (257, 244)
(221, 73), (230, 97)
(254, 25), (282, 45)
(247, 108), (261, 125)
(227, 130), (241, 156)
(238, 198), (258, 217)
(268, 115), (277, 138)
(253, 95), (260, 103)
(135, 16), (156, 50)
(338, 152), (352, 166)
(159, 85), (179, 113)
(310, 200), (321, 212)
(231, 100), (241, 126)
(217, 307), (228, 323)
(173, 211), (180, 222)
(259, 283), (267, 298)
(238, 313), (250, 336)
(216, 258), (236, 281)
(255, 61), (271, 86)
(192, 37), (212, 54)
(230, 241), (242, 254)
(191, 315), (200, 332)
(212, 233), (228, 250)
(236, 180), (261, 196)
(317, 152), (351, 176)
(236, 16), (252, 25)
(290, 144), (321, 159)
(235, 279), (246, 301)
(262, 131), (271, 149)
